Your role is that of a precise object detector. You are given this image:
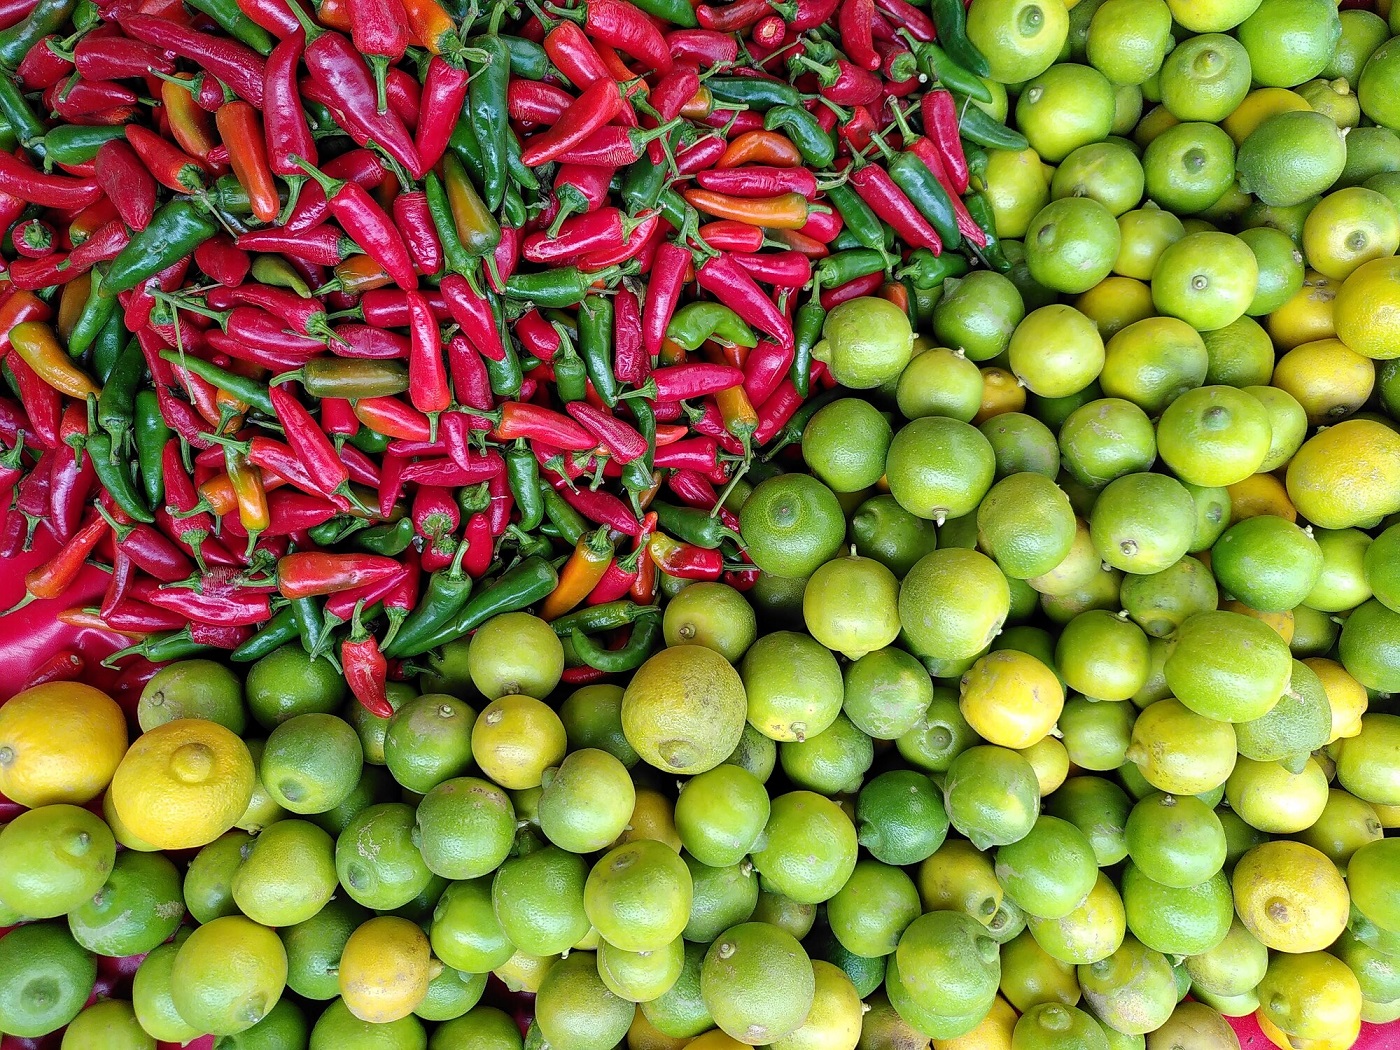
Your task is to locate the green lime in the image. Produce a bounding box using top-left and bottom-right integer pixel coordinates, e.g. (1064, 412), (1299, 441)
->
(336, 802), (434, 911)
(228, 819), (336, 928)
(1051, 145), (1145, 220)
(886, 416), (997, 524)
(1364, 522), (1400, 612)
(750, 790), (858, 905)
(725, 723), (778, 783)
(899, 548), (1011, 665)
(740, 473), (846, 578)
(1165, 609), (1292, 721)
(1239, 226), (1307, 315)
(429, 877), (514, 974)
(1159, 34), (1251, 122)
(0, 921), (95, 1038)
(966, 0), (1068, 83)
(1086, 0), (1172, 86)
(1057, 399), (1154, 489)
(1077, 935), (1176, 1036)
(1017, 64), (1117, 164)
(383, 694), (476, 795)
(171, 914), (287, 1036)
(1335, 713), (1400, 807)
(1114, 205), (1185, 280)
(1326, 9), (1390, 85)
(1119, 556), (1218, 638)
(60, 999), (154, 1050)
(623, 644), (748, 775)
(534, 951), (633, 1050)
(848, 494), (939, 579)
(1237, 0), (1342, 88)
(417, 776), (516, 878)
(1025, 872), (1126, 967)
(245, 645), (346, 729)
(235, 739), (285, 836)
(1024, 198), (1122, 295)
(492, 845), (591, 957)
(842, 648), (933, 741)
(468, 612), (563, 702)
(944, 745), (1041, 850)
(1212, 516), (1324, 612)
(812, 296), (914, 388)
(1347, 838), (1400, 934)
(1339, 600), (1400, 695)
(133, 937), (203, 1044)
(1056, 609), (1151, 701)
(779, 713), (874, 795)
(684, 856), (760, 944)
(803, 555), (901, 660)
(884, 949), (989, 1040)
(1088, 472), (1195, 574)
(826, 859), (921, 959)
(1361, 37), (1400, 131)
(1045, 775), (1130, 867)
(1299, 77), (1361, 130)
(183, 830), (252, 925)
(139, 659), (246, 734)
(701, 922), (815, 1045)
(641, 940), (712, 1039)
(558, 684), (638, 768)
(310, 763), (394, 838)
(1238, 110), (1347, 207)
(740, 630), (843, 743)
(1340, 127), (1400, 189)
(414, 636), (471, 698)
(995, 815), (1098, 919)
(261, 712), (362, 815)
(801, 398), (893, 492)
(1099, 317), (1208, 414)
(430, 1007), (522, 1050)
(1238, 382), (1306, 469)
(585, 839), (692, 952)
(597, 936), (685, 1003)
(896, 688), (979, 773)
(415, 966), (485, 1022)
(219, 997), (309, 1048)
(65, 849), (181, 957)
(1156, 385), (1273, 487)
(538, 749), (634, 855)
(309, 997), (425, 1050)
(980, 412), (1061, 480)
(675, 763), (770, 867)
(816, 937), (887, 1001)
(1183, 918), (1268, 999)
(1295, 788), (1384, 869)
(1127, 699), (1238, 795)
(1055, 697), (1135, 776)
(280, 897), (369, 1001)
(1226, 755), (1330, 834)
(1002, 927), (1081, 1012)
(1202, 315), (1277, 385)
(933, 271), (1027, 362)
(896, 346), (984, 422)
(1151, 232), (1259, 331)
(976, 473), (1076, 580)
(1008, 304), (1107, 399)
(1142, 121), (1236, 215)
(1122, 864), (1232, 956)
(0, 804), (114, 919)
(751, 890), (817, 941)
(345, 681), (413, 767)
(894, 909), (1001, 1021)
(662, 583), (757, 663)
(1124, 792), (1226, 889)
(855, 769), (948, 867)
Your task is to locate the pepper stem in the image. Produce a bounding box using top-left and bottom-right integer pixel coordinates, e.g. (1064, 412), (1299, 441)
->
(289, 155), (344, 198)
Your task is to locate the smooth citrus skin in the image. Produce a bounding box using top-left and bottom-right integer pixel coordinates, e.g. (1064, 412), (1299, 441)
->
(0, 683), (127, 808)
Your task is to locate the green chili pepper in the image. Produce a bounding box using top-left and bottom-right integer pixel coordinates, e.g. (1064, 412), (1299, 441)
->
(91, 311), (126, 384)
(347, 426), (390, 454)
(296, 358), (409, 400)
(828, 228), (865, 253)
(764, 105), (836, 168)
(85, 430), (152, 522)
(627, 0), (696, 29)
(457, 481), (491, 518)
(656, 188), (695, 233)
(106, 200), (219, 294)
(104, 628), (213, 666)
(506, 442), (544, 532)
(66, 269), (119, 358)
(577, 295), (620, 408)
(887, 151), (963, 251)
(231, 608), (299, 662)
(621, 154), (669, 215)
(652, 502), (742, 550)
(308, 515), (366, 546)
(0, 77), (46, 152)
(956, 99), (1030, 151)
(0, 0), (75, 70)
(705, 76), (802, 112)
(896, 246), (972, 288)
(964, 192), (1012, 272)
(553, 334), (588, 404)
(824, 182), (889, 255)
(622, 396), (656, 499)
(813, 249), (888, 289)
(791, 294), (826, 398)
(186, 0), (274, 53)
(666, 302), (758, 352)
(251, 255), (312, 297)
(41, 124), (127, 166)
(0, 117), (15, 152)
(425, 171), (474, 278)
(504, 129), (539, 193)
(98, 340), (145, 449)
(159, 350), (275, 415)
(505, 266), (622, 309)
(290, 595), (331, 656)
(501, 34), (551, 79)
(133, 390), (169, 510)
(540, 482), (587, 546)
(966, 146), (989, 186)
(442, 152), (501, 258)
(912, 41), (992, 103)
(383, 546), (476, 659)
(551, 600), (659, 636)
(411, 555), (558, 656)
(484, 304), (522, 398)
(211, 174), (255, 215)
(570, 616), (660, 672)
(929, 0), (991, 78)
(501, 183), (528, 229)
(467, 34), (510, 210)
(353, 516), (415, 556)
(447, 117), (486, 187)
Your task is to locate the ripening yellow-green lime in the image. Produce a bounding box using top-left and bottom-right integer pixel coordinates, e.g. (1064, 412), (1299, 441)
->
(1335, 254), (1400, 360)
(959, 650), (1064, 750)
(965, 0), (1069, 85)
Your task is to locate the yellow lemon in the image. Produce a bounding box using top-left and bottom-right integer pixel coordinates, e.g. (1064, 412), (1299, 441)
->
(1286, 419), (1400, 529)
(1305, 658), (1368, 741)
(1334, 255), (1400, 359)
(1226, 474), (1297, 524)
(1267, 270), (1340, 350)
(932, 995), (1017, 1049)
(339, 916), (434, 1022)
(1232, 841), (1349, 953)
(0, 682), (127, 808)
(1221, 88), (1312, 145)
(959, 651), (1065, 749)
(1271, 338), (1376, 426)
(109, 718), (255, 851)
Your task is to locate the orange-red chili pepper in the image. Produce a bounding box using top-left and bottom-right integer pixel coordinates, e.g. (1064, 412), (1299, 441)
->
(8, 322), (100, 399)
(333, 254), (394, 295)
(400, 0), (460, 54)
(216, 100), (280, 224)
(316, 0), (354, 30)
(882, 281), (911, 315)
(160, 74), (221, 167)
(682, 189), (811, 230)
(716, 129), (803, 169)
(8, 511), (109, 612)
(224, 444), (270, 545)
(55, 275), (91, 345)
(541, 526), (616, 621)
(715, 383), (758, 454)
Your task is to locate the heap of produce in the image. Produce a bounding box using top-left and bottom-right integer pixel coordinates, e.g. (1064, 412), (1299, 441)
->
(1, 0), (1400, 1046)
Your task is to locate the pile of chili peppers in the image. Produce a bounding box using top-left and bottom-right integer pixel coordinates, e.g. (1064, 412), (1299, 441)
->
(0, 0), (1025, 715)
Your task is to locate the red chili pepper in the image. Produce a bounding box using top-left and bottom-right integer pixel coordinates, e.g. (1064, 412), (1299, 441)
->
(566, 400), (647, 463)
(653, 435), (724, 480)
(103, 545), (136, 620)
(696, 220), (764, 253)
(461, 510), (492, 577)
(490, 225), (522, 293)
(295, 158), (418, 289)
(49, 446), (95, 542)
(393, 191), (443, 276)
(223, 488), (341, 537)
(349, 0), (410, 113)
(551, 121), (674, 167)
(553, 478), (642, 536)
(904, 135), (985, 246)
(822, 270), (887, 310)
(264, 30), (317, 206)
(612, 287), (647, 386)
(849, 163), (943, 254)
(99, 508), (196, 583)
(17, 36), (72, 89)
(446, 336), (495, 420)
(575, 210), (661, 271)
(23, 649), (86, 688)
(7, 511), (109, 612)
(7, 352), (62, 450)
(239, 0), (304, 36)
(550, 164), (613, 228)
(509, 78), (575, 124)
(284, 148), (386, 233)
(216, 100), (280, 223)
(0, 289), (53, 356)
(674, 133), (727, 176)
(921, 89), (971, 195)
(742, 338), (795, 408)
(544, 19), (612, 90)
(557, 0), (671, 73)
(636, 362), (744, 401)
(75, 35), (175, 80)
(665, 29), (738, 66)
(416, 56), (470, 171)
(277, 551), (403, 599)
(355, 395), (432, 441)
(520, 78), (625, 167)
(412, 484), (459, 543)
(696, 166), (817, 200)
(439, 274), (506, 362)
(495, 402), (596, 451)
(667, 469), (717, 507)
(126, 124), (207, 195)
(696, 0), (773, 32)
(193, 236), (251, 287)
(523, 207), (636, 265)
(325, 564), (411, 622)
(326, 324), (408, 360)
(237, 225), (358, 265)
(99, 599), (190, 634)
(649, 66), (699, 123)
(400, 290), (448, 420)
(874, 0), (934, 40)
(120, 14), (266, 106)
(838, 0), (880, 69)
(380, 551), (419, 643)
(0, 151), (102, 210)
(648, 531), (722, 579)
(267, 384), (354, 501)
(696, 253), (794, 348)
(732, 250), (812, 289)
(343, 607), (393, 717)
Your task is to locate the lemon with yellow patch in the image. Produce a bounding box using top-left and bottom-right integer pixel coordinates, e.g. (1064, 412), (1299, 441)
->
(109, 718), (255, 851)
(1271, 338), (1376, 426)
(339, 916), (436, 1023)
(1335, 255), (1400, 360)
(1286, 419), (1400, 529)
(1232, 841), (1349, 952)
(1305, 658), (1368, 741)
(1221, 87), (1311, 145)
(959, 651), (1064, 750)
(933, 995), (1017, 1049)
(1267, 270), (1340, 350)
(1226, 474), (1297, 524)
(0, 682), (127, 808)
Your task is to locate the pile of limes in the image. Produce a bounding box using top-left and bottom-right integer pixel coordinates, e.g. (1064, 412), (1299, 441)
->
(6, 0), (1400, 1048)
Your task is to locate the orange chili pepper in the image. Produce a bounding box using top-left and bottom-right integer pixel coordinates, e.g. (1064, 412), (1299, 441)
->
(215, 101), (280, 224)
(6, 512), (109, 613)
(681, 189), (811, 230)
(8, 322), (100, 399)
(0, 289), (52, 355)
(56, 274), (92, 345)
(715, 384), (758, 454)
(771, 228), (831, 258)
(716, 129), (803, 169)
(334, 255), (394, 295)
(58, 607), (144, 636)
(316, 0), (354, 31)
(679, 85), (714, 120)
(224, 446), (270, 541)
(540, 526), (616, 621)
(400, 0), (460, 53)
(881, 281), (910, 315)
(658, 336), (688, 367)
(160, 75), (220, 167)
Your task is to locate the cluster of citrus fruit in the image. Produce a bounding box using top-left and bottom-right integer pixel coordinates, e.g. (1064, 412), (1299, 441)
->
(5, 0), (1400, 1048)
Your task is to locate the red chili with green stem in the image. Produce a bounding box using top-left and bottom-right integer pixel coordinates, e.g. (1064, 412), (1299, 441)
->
(293, 156), (418, 290)
(348, 0), (410, 113)
(416, 56), (470, 172)
(548, 164), (614, 237)
(439, 275), (507, 363)
(403, 289), (450, 429)
(263, 29), (316, 220)
(342, 601), (393, 716)
(120, 14), (266, 105)
(519, 78), (626, 167)
(547, 0), (671, 73)
(393, 191), (443, 277)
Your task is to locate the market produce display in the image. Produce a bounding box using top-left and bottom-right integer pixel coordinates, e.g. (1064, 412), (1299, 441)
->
(2, 0), (1400, 1045)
